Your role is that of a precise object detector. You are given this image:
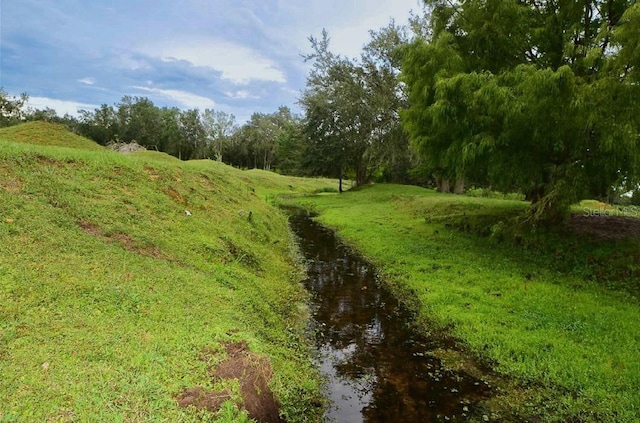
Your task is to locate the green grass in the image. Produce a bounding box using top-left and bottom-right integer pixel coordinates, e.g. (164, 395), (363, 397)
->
(283, 184), (640, 422)
(129, 150), (182, 163)
(238, 169), (340, 200)
(0, 122), (105, 151)
(0, 124), (334, 422)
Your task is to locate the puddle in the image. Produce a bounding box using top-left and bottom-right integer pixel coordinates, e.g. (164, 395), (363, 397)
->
(288, 209), (492, 422)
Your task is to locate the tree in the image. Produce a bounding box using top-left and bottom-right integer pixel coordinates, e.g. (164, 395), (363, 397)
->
(78, 104), (119, 145)
(229, 107), (298, 171)
(276, 115), (305, 175)
(201, 109), (238, 161)
(300, 26), (412, 191)
(126, 97), (162, 148)
(0, 89), (28, 127)
(157, 107), (182, 154)
(176, 109), (205, 160)
(401, 0), (640, 222)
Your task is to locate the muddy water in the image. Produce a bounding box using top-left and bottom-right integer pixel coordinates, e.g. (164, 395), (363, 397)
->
(288, 210), (491, 422)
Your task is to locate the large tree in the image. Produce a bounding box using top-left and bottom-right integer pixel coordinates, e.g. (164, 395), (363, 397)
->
(401, 0), (640, 221)
(201, 109), (238, 162)
(300, 25), (411, 191)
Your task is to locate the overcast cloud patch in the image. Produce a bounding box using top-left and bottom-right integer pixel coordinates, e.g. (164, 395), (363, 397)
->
(132, 86), (216, 110)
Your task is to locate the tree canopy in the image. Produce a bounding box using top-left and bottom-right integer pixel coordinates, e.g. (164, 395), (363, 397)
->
(401, 0), (640, 221)
(300, 25), (412, 191)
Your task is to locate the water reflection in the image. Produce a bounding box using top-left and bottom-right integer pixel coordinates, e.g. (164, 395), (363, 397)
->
(288, 210), (491, 422)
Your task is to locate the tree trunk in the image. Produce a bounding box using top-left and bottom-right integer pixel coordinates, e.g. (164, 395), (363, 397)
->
(356, 164), (366, 187)
(437, 178), (450, 193)
(453, 178), (465, 194)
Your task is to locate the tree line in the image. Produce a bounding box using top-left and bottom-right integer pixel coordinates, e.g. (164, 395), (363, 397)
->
(2, 0), (640, 221)
(0, 89), (306, 172)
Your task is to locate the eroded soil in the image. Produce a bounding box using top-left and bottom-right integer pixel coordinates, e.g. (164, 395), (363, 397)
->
(176, 341), (281, 423)
(567, 214), (640, 240)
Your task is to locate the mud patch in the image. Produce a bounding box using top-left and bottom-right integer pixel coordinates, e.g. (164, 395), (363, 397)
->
(177, 341), (282, 423)
(176, 387), (232, 411)
(567, 215), (640, 241)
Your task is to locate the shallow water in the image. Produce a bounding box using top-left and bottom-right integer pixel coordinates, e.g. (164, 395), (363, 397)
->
(288, 210), (492, 422)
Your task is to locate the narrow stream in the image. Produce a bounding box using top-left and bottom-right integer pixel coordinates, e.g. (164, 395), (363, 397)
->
(288, 209), (492, 422)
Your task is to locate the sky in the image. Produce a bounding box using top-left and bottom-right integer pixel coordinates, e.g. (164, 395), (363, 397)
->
(1, 0), (422, 123)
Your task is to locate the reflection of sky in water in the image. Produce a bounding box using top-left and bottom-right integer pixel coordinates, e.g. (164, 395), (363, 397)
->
(319, 343), (375, 423)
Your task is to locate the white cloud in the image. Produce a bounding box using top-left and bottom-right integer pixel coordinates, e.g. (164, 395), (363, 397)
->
(132, 86), (215, 109)
(146, 38), (286, 85)
(224, 90), (259, 100)
(287, 0), (421, 58)
(78, 77), (96, 85)
(26, 96), (97, 116)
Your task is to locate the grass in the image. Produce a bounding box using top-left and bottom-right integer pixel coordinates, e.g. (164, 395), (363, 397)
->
(0, 124), (334, 422)
(0, 122), (105, 151)
(283, 184), (640, 422)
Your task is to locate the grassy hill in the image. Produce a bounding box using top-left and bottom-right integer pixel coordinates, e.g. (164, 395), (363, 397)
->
(285, 185), (640, 422)
(0, 123), (335, 422)
(0, 121), (105, 151)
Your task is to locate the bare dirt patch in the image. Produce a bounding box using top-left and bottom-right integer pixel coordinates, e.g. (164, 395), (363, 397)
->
(143, 165), (161, 181)
(78, 221), (169, 259)
(177, 341), (282, 423)
(567, 215), (640, 241)
(35, 155), (77, 169)
(176, 387), (232, 412)
(78, 220), (101, 237)
(1, 177), (22, 194)
(166, 186), (186, 205)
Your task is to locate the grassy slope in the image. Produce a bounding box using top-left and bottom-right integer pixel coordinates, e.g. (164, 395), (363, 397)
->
(0, 122), (105, 151)
(286, 184), (640, 422)
(0, 124), (333, 422)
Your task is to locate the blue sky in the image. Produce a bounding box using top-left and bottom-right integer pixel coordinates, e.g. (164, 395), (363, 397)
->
(1, 0), (421, 123)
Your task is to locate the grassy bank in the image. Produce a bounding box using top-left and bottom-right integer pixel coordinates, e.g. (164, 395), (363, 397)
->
(285, 184), (640, 422)
(0, 123), (334, 422)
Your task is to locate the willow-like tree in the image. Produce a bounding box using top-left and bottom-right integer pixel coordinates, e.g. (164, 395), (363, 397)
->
(402, 0), (640, 222)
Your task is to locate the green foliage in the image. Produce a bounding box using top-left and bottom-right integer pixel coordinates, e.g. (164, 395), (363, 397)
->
(230, 107), (299, 171)
(401, 0), (640, 222)
(0, 88), (28, 127)
(201, 109), (238, 162)
(0, 126), (333, 421)
(300, 24), (413, 189)
(286, 184), (640, 422)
